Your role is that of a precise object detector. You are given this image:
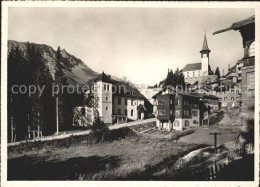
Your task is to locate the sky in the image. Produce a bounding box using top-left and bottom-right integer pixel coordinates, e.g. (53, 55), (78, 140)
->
(8, 8), (254, 85)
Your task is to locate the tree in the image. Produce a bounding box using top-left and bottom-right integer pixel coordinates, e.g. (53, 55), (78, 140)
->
(163, 68), (185, 88)
(215, 67), (221, 79)
(208, 65), (214, 75)
(8, 46), (32, 141)
(164, 69), (174, 87)
(54, 46), (68, 133)
(90, 96), (109, 141)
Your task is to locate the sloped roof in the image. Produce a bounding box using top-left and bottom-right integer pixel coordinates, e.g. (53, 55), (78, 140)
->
(182, 63), (202, 72)
(213, 15), (255, 35)
(113, 81), (146, 99)
(200, 34), (211, 53)
(93, 72), (114, 83)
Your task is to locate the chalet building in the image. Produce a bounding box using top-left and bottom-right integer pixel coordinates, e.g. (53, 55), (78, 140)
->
(73, 72), (148, 126)
(213, 15), (255, 110)
(182, 34), (218, 85)
(201, 94), (220, 111)
(153, 89), (209, 131)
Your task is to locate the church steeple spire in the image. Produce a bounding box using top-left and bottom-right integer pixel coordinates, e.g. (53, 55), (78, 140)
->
(200, 33), (211, 54)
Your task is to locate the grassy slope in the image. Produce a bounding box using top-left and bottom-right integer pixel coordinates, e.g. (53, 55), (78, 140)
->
(8, 129), (205, 181)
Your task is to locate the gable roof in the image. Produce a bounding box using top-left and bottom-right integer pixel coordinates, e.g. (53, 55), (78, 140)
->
(182, 63), (202, 72)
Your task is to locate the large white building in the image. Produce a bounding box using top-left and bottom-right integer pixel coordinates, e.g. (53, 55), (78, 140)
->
(182, 34), (217, 85)
(74, 72), (149, 126)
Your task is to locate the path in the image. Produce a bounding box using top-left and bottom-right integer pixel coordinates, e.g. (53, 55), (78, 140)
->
(8, 118), (156, 147)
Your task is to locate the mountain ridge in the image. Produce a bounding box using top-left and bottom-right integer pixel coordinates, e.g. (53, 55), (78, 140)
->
(8, 40), (99, 86)
(8, 40), (145, 88)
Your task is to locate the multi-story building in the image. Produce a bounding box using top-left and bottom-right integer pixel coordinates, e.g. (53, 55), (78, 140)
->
(153, 89), (208, 131)
(214, 15), (255, 110)
(74, 72), (148, 126)
(93, 72), (114, 124)
(112, 81), (147, 123)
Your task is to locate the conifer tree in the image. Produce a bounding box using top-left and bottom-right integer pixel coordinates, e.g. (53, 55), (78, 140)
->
(215, 67), (221, 79)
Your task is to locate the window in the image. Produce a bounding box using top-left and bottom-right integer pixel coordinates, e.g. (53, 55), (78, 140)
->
(175, 100), (179, 105)
(118, 98), (121, 105)
(170, 110), (173, 115)
(81, 107), (86, 115)
(193, 103), (198, 108)
(192, 110), (198, 116)
(104, 84), (106, 90)
(184, 110), (190, 116)
(107, 85), (109, 91)
(106, 107), (108, 110)
(224, 97), (227, 101)
(125, 99), (127, 105)
(236, 97), (239, 101)
(193, 120), (198, 124)
(106, 97), (108, 101)
(236, 90), (239, 94)
(249, 41), (255, 57)
(174, 121), (179, 127)
(170, 100), (173, 104)
(185, 120), (189, 127)
(131, 100), (134, 106)
(184, 100), (190, 106)
(131, 109), (133, 116)
(231, 97), (234, 100)
(158, 110), (165, 115)
(158, 100), (165, 105)
(125, 109), (127, 115)
(175, 110), (179, 116)
(231, 90), (234, 94)
(118, 109), (121, 114)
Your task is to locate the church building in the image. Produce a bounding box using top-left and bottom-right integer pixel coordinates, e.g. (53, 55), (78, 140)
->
(182, 34), (217, 85)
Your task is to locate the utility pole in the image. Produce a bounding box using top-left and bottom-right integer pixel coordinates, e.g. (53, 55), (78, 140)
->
(209, 132), (222, 154)
(56, 94), (59, 136)
(208, 105), (210, 126)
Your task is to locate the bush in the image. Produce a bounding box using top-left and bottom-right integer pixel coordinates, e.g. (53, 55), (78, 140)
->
(169, 129), (195, 140)
(90, 115), (109, 142)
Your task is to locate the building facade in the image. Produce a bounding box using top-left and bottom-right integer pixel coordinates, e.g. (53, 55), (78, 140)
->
(74, 72), (148, 126)
(153, 89), (206, 131)
(213, 15), (255, 110)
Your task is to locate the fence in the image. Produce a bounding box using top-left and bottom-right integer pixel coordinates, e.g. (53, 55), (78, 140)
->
(175, 143), (254, 181)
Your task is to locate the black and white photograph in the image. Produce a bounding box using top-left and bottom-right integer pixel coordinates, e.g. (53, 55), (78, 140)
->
(1, 2), (259, 186)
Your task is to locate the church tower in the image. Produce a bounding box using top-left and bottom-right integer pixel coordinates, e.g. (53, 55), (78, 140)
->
(200, 34), (211, 76)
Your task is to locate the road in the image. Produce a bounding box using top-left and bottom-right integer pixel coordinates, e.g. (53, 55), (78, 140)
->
(8, 118), (156, 147)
